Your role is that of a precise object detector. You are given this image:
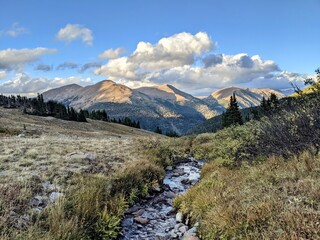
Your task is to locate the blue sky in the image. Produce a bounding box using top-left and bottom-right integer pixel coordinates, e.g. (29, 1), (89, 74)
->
(0, 0), (319, 96)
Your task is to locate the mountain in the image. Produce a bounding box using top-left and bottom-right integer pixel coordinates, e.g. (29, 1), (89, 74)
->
(205, 86), (285, 108)
(43, 80), (224, 134)
(137, 84), (223, 119)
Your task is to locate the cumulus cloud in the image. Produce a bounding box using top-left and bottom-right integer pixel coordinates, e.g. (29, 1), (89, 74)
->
(79, 62), (101, 73)
(56, 24), (93, 45)
(95, 32), (215, 80)
(0, 22), (28, 37)
(56, 62), (79, 71)
(203, 54), (223, 68)
(98, 48), (125, 59)
(94, 31), (304, 95)
(34, 64), (52, 72)
(0, 48), (57, 71)
(0, 72), (93, 95)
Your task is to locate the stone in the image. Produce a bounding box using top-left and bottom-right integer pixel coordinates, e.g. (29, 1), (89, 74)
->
(134, 216), (149, 224)
(164, 191), (175, 198)
(133, 208), (144, 216)
(170, 230), (178, 238)
(85, 153), (96, 161)
(183, 232), (200, 240)
(179, 225), (188, 233)
(187, 227), (197, 234)
(166, 166), (173, 171)
(30, 196), (45, 207)
(49, 192), (64, 203)
(122, 217), (133, 227)
(42, 181), (55, 192)
(155, 233), (171, 240)
(176, 212), (183, 223)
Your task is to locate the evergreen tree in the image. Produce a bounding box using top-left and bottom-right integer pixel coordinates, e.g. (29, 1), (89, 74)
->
(260, 96), (270, 112)
(155, 126), (162, 134)
(222, 93), (243, 128)
(78, 109), (87, 122)
(269, 93), (279, 108)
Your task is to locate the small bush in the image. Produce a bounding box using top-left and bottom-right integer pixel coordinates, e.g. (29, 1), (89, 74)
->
(193, 121), (261, 164)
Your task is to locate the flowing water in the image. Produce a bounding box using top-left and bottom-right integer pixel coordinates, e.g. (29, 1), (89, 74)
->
(120, 158), (203, 240)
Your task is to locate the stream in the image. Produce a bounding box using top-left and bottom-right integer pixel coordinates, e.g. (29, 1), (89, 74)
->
(120, 158), (203, 240)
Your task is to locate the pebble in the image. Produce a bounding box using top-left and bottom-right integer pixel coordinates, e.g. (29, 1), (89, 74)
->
(120, 159), (202, 239)
(134, 216), (149, 225)
(176, 212), (183, 223)
(30, 196), (45, 207)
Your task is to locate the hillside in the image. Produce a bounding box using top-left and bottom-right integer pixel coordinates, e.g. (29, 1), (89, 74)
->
(0, 107), (158, 183)
(43, 80), (224, 134)
(0, 106), (168, 239)
(174, 78), (320, 239)
(206, 86), (285, 108)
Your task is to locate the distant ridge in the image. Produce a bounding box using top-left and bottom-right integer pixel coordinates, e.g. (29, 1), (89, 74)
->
(43, 81), (285, 134)
(205, 86), (285, 108)
(43, 80), (223, 134)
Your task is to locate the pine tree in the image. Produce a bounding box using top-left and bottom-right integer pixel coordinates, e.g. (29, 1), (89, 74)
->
(77, 109), (87, 122)
(155, 126), (162, 134)
(260, 96), (270, 112)
(222, 93), (243, 128)
(269, 93), (279, 108)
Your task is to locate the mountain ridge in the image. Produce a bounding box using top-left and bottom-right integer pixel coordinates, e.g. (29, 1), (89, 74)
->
(43, 81), (285, 134)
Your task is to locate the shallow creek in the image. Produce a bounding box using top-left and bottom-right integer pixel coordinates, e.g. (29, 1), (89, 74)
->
(120, 158), (203, 240)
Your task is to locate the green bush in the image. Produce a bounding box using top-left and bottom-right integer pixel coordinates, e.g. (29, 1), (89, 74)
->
(193, 121), (261, 165)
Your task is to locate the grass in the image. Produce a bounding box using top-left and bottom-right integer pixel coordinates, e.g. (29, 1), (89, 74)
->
(0, 107), (167, 239)
(174, 151), (320, 239)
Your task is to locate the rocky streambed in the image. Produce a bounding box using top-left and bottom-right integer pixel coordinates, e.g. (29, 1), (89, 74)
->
(120, 158), (203, 240)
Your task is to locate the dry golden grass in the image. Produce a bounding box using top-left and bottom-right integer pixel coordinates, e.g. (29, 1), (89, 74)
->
(174, 151), (320, 239)
(0, 107), (164, 239)
(0, 107), (158, 184)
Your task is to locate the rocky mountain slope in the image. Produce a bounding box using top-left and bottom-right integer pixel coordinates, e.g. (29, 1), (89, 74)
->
(206, 86), (285, 108)
(43, 80), (223, 134)
(43, 81), (285, 134)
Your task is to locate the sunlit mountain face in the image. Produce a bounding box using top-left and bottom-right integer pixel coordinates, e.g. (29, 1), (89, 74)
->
(43, 80), (285, 134)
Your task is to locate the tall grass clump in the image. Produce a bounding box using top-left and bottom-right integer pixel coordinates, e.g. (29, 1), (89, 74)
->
(174, 151), (320, 239)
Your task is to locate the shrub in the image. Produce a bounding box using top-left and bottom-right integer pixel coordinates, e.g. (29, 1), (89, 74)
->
(193, 121), (261, 165)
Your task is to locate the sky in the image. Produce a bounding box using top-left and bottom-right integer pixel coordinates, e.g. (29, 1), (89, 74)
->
(0, 0), (319, 96)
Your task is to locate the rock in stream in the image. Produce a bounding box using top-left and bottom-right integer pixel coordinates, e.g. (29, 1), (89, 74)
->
(120, 158), (203, 240)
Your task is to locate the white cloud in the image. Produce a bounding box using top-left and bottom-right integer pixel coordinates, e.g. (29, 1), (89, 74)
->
(94, 31), (304, 95)
(0, 71), (6, 79)
(94, 32), (215, 80)
(56, 24), (93, 46)
(0, 22), (28, 37)
(130, 32), (214, 70)
(0, 48), (57, 71)
(0, 73), (93, 95)
(98, 48), (125, 59)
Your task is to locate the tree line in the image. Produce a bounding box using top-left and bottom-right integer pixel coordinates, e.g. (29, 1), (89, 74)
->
(0, 94), (140, 128)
